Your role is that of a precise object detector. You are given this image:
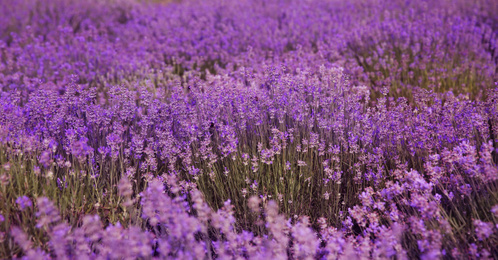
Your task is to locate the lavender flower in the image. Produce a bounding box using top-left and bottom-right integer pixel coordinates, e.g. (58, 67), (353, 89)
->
(474, 220), (494, 241)
(36, 197), (61, 229)
(16, 196), (32, 211)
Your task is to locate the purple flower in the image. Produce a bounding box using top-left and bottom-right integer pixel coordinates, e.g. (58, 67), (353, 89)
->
(474, 220), (493, 241)
(16, 196), (32, 211)
(39, 151), (52, 168)
(36, 197), (60, 228)
(11, 227), (32, 251)
(491, 205), (498, 218)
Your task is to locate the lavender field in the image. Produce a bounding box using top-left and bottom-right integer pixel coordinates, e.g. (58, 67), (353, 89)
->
(0, 0), (497, 258)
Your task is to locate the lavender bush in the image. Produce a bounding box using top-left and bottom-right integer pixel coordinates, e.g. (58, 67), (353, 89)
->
(0, 0), (497, 259)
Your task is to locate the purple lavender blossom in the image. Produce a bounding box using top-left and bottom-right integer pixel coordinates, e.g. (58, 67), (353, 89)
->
(16, 196), (32, 211)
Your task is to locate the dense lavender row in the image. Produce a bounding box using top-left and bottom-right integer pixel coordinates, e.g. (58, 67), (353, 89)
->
(1, 0), (496, 97)
(0, 0), (497, 259)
